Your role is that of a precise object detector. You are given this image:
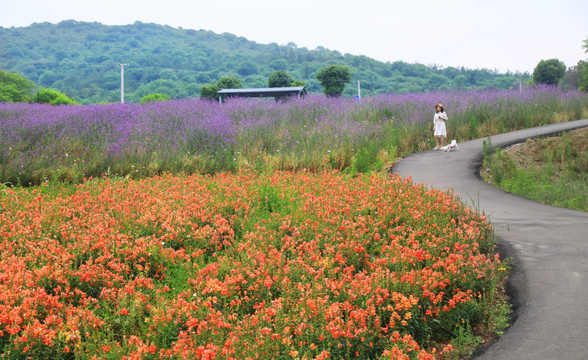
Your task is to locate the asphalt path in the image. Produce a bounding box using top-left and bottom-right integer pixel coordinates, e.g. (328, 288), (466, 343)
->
(391, 119), (588, 360)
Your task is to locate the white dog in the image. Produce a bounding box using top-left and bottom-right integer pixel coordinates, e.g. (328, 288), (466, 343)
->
(442, 140), (459, 152)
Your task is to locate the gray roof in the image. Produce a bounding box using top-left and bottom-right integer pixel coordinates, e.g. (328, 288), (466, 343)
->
(217, 86), (307, 98)
(218, 86), (306, 94)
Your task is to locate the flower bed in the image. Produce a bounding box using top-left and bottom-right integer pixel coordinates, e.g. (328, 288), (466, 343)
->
(0, 171), (503, 358)
(1, 86), (586, 186)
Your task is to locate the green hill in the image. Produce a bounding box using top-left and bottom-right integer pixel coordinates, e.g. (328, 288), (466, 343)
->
(0, 20), (529, 104)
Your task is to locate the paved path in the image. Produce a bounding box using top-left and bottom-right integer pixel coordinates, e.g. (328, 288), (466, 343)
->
(391, 119), (588, 360)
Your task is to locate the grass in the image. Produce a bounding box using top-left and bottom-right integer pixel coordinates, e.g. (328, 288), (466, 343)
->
(481, 127), (588, 211)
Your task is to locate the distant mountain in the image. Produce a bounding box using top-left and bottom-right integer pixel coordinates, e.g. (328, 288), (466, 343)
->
(0, 20), (529, 104)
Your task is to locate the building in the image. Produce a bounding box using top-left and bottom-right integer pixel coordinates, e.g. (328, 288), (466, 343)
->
(217, 86), (307, 103)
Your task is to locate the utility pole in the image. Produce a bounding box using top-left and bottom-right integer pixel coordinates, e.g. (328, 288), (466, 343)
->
(357, 80), (361, 101)
(120, 63), (128, 103)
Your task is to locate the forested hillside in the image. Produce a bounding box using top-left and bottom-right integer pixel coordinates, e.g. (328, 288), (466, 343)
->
(0, 20), (529, 104)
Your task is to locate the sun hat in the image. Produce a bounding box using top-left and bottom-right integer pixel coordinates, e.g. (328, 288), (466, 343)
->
(435, 103), (444, 112)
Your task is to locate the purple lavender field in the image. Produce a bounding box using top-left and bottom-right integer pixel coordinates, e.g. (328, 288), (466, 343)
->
(1, 86), (587, 185)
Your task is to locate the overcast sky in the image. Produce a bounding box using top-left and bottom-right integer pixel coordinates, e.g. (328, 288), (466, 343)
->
(1, 0), (587, 73)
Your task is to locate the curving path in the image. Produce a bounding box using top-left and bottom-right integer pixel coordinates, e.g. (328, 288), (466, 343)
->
(391, 119), (588, 360)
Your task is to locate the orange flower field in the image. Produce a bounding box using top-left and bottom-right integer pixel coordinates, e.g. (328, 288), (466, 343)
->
(0, 171), (504, 359)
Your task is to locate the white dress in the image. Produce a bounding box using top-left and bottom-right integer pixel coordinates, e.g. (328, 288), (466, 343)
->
(433, 111), (447, 136)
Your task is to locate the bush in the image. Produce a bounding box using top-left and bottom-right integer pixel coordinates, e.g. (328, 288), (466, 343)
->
(139, 93), (171, 104)
(0, 69), (34, 103)
(199, 84), (219, 100)
(268, 70), (294, 88)
(33, 87), (78, 105)
(317, 65), (351, 97)
(533, 59), (566, 86)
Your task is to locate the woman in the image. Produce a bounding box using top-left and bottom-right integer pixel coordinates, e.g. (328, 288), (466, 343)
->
(433, 103), (448, 150)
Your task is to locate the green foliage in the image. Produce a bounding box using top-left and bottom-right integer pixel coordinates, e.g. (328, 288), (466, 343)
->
(200, 76), (242, 102)
(139, 93), (171, 104)
(317, 64), (351, 97)
(0, 21), (531, 104)
(33, 87), (78, 105)
(533, 58), (566, 85)
(216, 76), (242, 90)
(200, 84), (219, 100)
(579, 38), (588, 92)
(236, 61), (258, 76)
(448, 323), (484, 359)
(578, 60), (588, 93)
(0, 68), (34, 103)
(482, 147), (516, 186)
(268, 70), (294, 88)
(268, 59), (288, 71)
(291, 80), (306, 87)
(350, 141), (383, 174)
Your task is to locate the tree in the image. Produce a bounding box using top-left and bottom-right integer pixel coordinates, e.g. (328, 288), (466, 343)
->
(561, 63), (582, 91)
(216, 76), (242, 90)
(268, 59), (288, 71)
(242, 74), (266, 88)
(0, 22), (534, 103)
(33, 88), (78, 105)
(291, 80), (306, 87)
(580, 38), (588, 93)
(451, 74), (469, 89)
(237, 61), (258, 76)
(200, 84), (219, 100)
(579, 60), (588, 93)
(268, 70), (294, 88)
(533, 59), (566, 85)
(0, 69), (34, 103)
(140, 93), (171, 104)
(316, 65), (351, 97)
(200, 76), (242, 100)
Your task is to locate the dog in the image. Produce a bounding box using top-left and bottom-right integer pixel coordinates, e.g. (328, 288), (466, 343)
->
(442, 140), (459, 152)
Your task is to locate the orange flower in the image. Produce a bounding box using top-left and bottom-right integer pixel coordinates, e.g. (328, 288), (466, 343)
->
(0, 170), (501, 359)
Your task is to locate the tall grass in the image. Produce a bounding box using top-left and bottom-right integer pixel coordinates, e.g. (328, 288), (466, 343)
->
(1, 86), (587, 185)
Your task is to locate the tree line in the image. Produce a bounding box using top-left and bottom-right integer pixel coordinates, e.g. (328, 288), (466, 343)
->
(1, 21), (586, 104)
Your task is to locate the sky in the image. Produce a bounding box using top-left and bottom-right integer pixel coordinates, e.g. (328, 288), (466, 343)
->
(1, 0), (587, 74)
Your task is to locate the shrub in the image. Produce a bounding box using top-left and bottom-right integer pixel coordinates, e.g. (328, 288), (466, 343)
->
(139, 93), (171, 104)
(33, 87), (78, 105)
